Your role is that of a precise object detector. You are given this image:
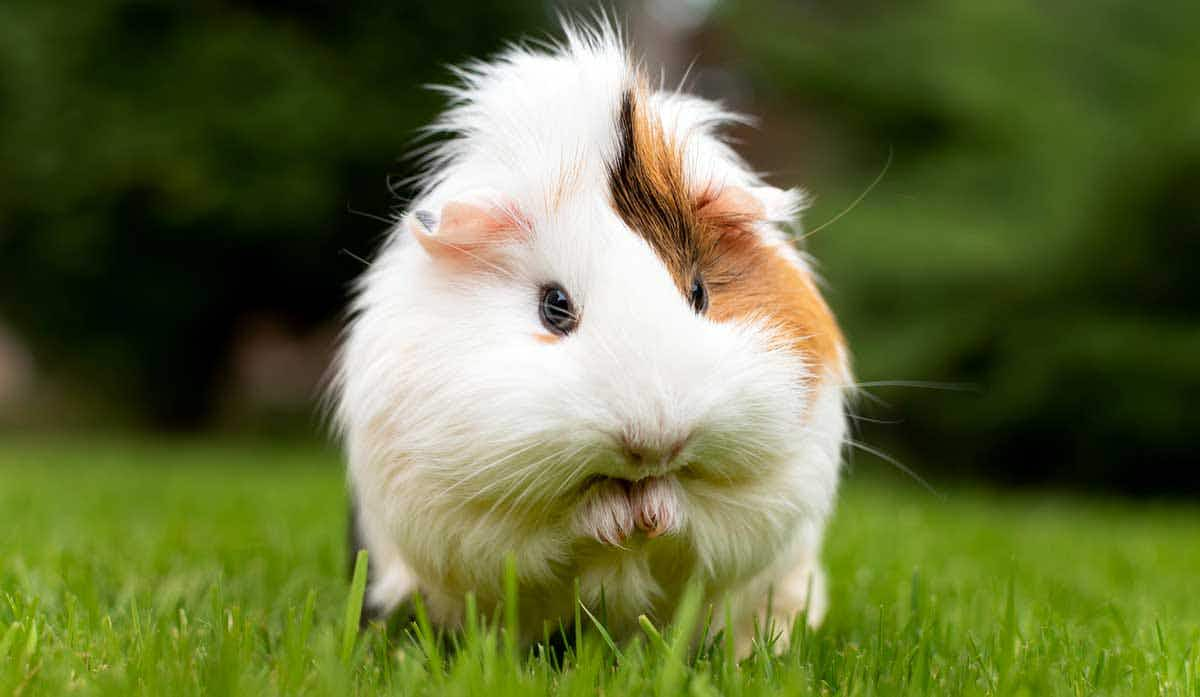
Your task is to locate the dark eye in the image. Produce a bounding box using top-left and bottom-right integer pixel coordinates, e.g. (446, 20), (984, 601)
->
(539, 284), (578, 335)
(689, 276), (708, 314)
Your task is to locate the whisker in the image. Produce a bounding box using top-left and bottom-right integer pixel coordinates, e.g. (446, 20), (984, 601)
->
(506, 442), (589, 505)
(339, 249), (372, 267)
(485, 444), (582, 512)
(800, 146), (893, 241)
(347, 205), (398, 226)
(851, 380), (978, 393)
(847, 413), (905, 425)
(453, 448), (553, 503)
(846, 439), (944, 501)
(487, 444), (592, 524)
(851, 387), (892, 409)
(548, 450), (602, 502)
(436, 440), (548, 506)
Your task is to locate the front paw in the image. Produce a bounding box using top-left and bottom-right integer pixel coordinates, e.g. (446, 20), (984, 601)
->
(576, 479), (635, 546)
(630, 476), (682, 538)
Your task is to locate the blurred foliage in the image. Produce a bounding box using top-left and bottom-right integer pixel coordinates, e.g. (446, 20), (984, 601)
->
(0, 0), (550, 425)
(718, 0), (1200, 492)
(0, 1), (1196, 490)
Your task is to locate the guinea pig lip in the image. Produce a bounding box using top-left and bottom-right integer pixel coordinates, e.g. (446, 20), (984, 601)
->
(589, 465), (690, 487)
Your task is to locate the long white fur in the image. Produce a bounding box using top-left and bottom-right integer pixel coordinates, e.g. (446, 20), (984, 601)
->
(333, 20), (847, 644)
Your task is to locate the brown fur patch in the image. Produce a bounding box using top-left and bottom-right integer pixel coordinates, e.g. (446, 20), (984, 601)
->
(608, 84), (712, 294)
(607, 84), (843, 371)
(705, 227), (844, 370)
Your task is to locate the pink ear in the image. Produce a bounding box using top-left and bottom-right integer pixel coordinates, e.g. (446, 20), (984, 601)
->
(700, 185), (802, 224)
(406, 190), (527, 265)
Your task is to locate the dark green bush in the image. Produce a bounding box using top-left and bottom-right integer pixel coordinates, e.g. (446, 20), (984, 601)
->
(718, 1), (1199, 490)
(0, 1), (549, 424)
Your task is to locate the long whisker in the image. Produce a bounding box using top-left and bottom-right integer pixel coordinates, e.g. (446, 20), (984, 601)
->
(799, 146), (893, 241)
(846, 439), (944, 501)
(339, 248), (372, 267)
(501, 444), (592, 514)
(486, 444), (590, 521)
(851, 387), (892, 409)
(851, 380), (978, 393)
(347, 205), (398, 226)
(451, 448), (557, 506)
(847, 413), (905, 425)
(436, 440), (548, 506)
(490, 444), (582, 504)
(548, 450), (602, 502)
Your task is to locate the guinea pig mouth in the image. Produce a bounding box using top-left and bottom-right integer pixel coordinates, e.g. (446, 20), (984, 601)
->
(589, 465), (691, 487)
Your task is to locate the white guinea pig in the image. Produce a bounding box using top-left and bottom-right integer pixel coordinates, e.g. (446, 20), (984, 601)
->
(333, 20), (849, 649)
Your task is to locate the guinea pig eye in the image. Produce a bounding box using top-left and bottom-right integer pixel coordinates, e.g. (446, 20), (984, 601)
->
(539, 284), (578, 335)
(688, 276), (708, 314)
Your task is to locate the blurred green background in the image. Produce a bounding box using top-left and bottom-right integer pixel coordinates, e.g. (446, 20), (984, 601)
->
(0, 1), (1195, 494)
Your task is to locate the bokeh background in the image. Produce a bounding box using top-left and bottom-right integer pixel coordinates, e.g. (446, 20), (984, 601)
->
(1, 0), (1196, 495)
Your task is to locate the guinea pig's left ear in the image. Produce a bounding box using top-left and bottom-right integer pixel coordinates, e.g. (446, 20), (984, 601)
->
(699, 185), (804, 225)
(406, 190), (528, 266)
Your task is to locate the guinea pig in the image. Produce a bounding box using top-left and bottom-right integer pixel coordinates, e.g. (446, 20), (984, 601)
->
(333, 20), (849, 650)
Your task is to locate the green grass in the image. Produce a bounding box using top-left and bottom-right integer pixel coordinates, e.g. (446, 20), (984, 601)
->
(1, 439), (1198, 696)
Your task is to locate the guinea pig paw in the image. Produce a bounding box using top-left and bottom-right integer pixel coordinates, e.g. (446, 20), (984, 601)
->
(577, 480), (634, 546)
(631, 476), (681, 539)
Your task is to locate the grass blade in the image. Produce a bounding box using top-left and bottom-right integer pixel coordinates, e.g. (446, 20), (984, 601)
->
(411, 592), (444, 682)
(341, 549), (368, 665)
(659, 580), (703, 696)
(639, 614), (669, 654)
(578, 599), (623, 661)
(503, 552), (519, 663)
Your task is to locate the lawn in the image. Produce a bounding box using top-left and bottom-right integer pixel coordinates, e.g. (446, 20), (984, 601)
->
(1, 438), (1197, 696)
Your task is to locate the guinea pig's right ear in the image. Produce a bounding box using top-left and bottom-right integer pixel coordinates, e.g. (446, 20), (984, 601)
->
(699, 184), (805, 225)
(406, 190), (528, 267)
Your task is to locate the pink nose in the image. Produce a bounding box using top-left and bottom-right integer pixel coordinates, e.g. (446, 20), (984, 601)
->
(622, 435), (689, 468)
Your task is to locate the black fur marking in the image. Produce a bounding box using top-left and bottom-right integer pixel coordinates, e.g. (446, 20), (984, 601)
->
(607, 87), (708, 293)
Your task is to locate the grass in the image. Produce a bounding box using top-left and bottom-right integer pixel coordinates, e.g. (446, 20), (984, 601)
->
(1, 438), (1198, 696)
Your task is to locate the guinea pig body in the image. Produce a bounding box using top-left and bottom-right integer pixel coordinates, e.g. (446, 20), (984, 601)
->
(334, 22), (848, 646)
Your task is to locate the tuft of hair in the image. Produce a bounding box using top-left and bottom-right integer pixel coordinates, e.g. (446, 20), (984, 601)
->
(411, 17), (630, 200)
(404, 15), (795, 226)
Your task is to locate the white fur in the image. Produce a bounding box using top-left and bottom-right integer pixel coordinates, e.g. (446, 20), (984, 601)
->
(333, 20), (847, 646)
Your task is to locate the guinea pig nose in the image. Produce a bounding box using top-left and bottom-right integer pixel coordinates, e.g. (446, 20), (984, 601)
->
(622, 435), (690, 468)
